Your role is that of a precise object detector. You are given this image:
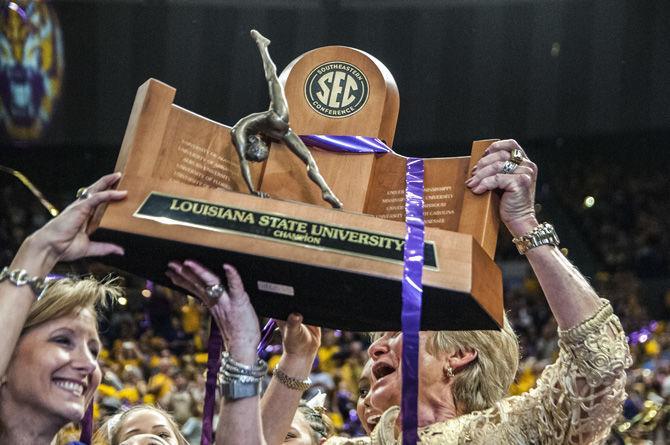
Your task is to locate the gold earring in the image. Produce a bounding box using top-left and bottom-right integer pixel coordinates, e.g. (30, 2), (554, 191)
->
(446, 367), (455, 378)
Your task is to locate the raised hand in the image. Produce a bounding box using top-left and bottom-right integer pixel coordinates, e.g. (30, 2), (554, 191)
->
(166, 260), (260, 363)
(465, 139), (539, 235)
(29, 172), (127, 262)
(276, 313), (321, 361)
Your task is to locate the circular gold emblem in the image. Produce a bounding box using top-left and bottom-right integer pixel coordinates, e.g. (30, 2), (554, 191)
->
(305, 61), (369, 118)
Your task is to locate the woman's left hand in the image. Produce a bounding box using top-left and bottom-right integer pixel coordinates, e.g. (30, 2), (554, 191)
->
(166, 260), (259, 363)
(276, 314), (321, 361)
(465, 139), (539, 236)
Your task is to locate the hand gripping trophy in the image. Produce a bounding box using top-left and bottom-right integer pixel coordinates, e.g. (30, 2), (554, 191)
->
(231, 30), (343, 209)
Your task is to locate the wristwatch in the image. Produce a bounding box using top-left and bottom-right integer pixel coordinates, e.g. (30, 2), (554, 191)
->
(512, 222), (560, 255)
(219, 379), (262, 401)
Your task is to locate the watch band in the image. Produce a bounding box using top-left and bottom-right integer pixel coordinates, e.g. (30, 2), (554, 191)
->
(512, 222), (560, 255)
(273, 366), (312, 391)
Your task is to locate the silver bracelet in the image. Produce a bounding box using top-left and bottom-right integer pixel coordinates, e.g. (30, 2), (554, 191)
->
(219, 368), (264, 384)
(219, 351), (268, 380)
(218, 351), (267, 401)
(0, 267), (48, 300)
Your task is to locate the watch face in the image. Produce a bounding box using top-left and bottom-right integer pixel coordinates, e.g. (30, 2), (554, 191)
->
(221, 380), (261, 400)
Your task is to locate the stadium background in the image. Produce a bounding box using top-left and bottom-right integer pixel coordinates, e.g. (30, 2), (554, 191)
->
(1, 1), (669, 443)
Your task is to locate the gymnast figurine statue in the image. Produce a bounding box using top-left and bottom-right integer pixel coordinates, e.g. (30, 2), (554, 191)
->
(230, 30), (343, 209)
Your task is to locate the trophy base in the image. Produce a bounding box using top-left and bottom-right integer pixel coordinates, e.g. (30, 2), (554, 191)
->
(91, 176), (502, 331)
(94, 229), (499, 332)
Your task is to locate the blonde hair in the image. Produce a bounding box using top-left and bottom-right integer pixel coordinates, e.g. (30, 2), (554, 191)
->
(1, 276), (121, 438)
(426, 314), (519, 414)
(52, 424), (80, 445)
(297, 401), (335, 444)
(94, 405), (188, 445)
(21, 276), (121, 335)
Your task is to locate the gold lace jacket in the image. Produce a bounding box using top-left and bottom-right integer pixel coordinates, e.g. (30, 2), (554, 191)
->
(326, 301), (631, 445)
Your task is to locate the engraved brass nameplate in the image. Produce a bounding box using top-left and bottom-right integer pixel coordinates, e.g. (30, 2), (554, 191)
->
(134, 192), (438, 268)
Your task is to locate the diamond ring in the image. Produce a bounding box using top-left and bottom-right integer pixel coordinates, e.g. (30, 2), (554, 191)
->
(501, 160), (519, 174)
(206, 284), (226, 300)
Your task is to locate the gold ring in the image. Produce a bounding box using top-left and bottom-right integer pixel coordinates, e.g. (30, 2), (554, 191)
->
(510, 148), (524, 165)
(76, 187), (91, 200)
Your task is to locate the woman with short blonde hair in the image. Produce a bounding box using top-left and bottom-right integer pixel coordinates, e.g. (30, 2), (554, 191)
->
(352, 141), (631, 444)
(427, 315), (519, 414)
(0, 173), (127, 445)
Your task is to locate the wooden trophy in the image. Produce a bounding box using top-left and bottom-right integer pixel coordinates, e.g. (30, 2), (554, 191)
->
(90, 31), (502, 331)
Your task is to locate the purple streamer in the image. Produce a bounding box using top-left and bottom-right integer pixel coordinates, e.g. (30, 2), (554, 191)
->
(299, 133), (425, 442)
(401, 158), (425, 445)
(201, 319), (223, 445)
(7, 2), (28, 22)
(79, 402), (93, 444)
(257, 318), (277, 355)
(46, 274), (65, 281)
(299, 134), (391, 153)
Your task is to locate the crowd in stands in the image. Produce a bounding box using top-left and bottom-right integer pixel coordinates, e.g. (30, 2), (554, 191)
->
(552, 147), (670, 279)
(2, 145), (669, 444)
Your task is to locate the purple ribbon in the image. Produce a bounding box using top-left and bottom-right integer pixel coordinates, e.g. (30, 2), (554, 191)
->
(299, 135), (391, 153)
(401, 158), (425, 445)
(78, 403), (93, 444)
(7, 2), (28, 22)
(201, 319), (223, 445)
(300, 134), (425, 442)
(258, 319), (277, 355)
